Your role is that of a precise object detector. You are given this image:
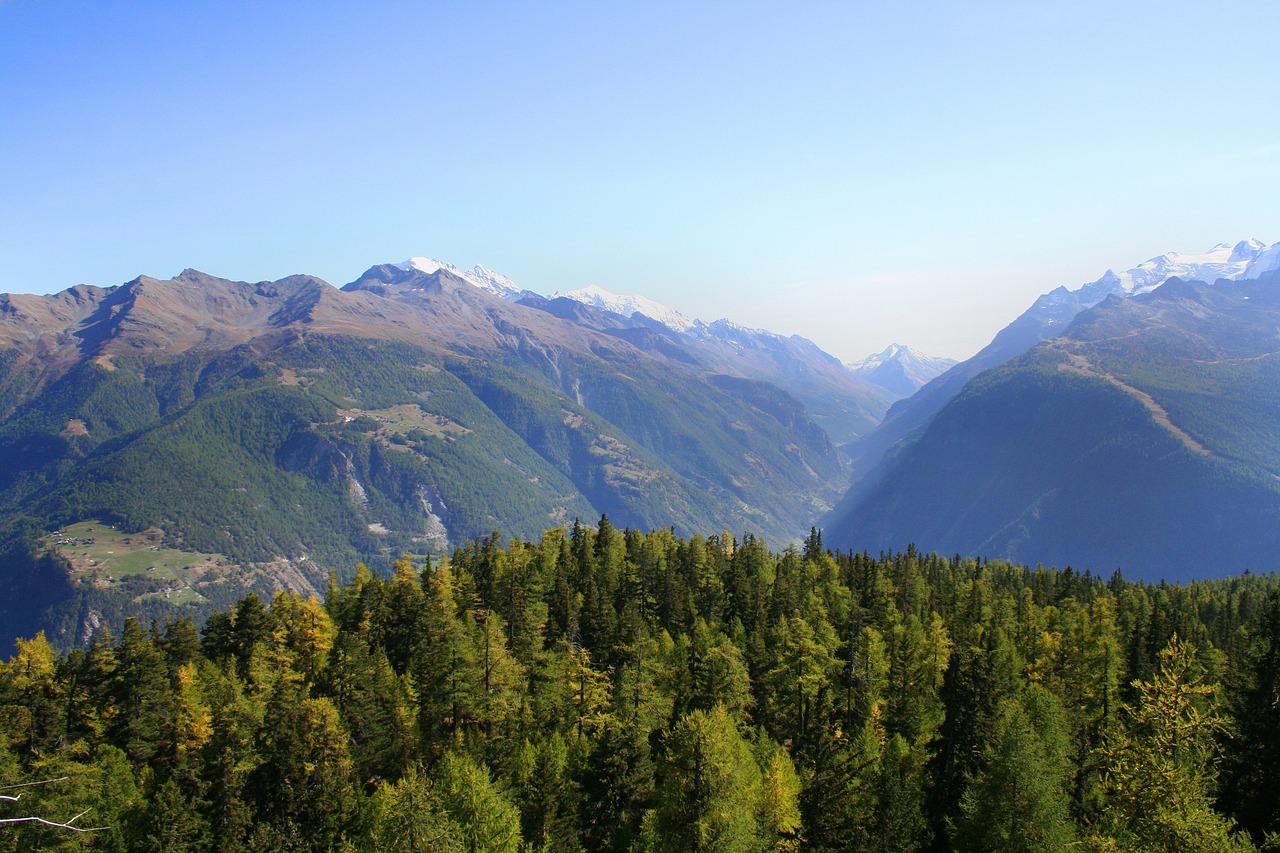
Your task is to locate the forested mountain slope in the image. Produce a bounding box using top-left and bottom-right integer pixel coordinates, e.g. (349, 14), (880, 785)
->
(515, 290), (894, 448)
(0, 264), (876, 649)
(844, 239), (1279, 483)
(827, 271), (1280, 579)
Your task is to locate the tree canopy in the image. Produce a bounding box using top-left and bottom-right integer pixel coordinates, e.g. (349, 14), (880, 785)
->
(0, 519), (1273, 850)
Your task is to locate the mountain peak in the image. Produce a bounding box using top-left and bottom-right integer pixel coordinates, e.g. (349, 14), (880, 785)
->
(397, 257), (451, 276)
(1232, 237), (1267, 261)
(848, 343), (935, 370)
(857, 343), (908, 365)
(394, 257), (523, 300)
(1101, 240), (1273, 296)
(549, 284), (695, 333)
(847, 344), (958, 399)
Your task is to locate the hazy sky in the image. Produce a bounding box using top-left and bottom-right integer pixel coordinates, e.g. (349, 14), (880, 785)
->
(2, 1), (1278, 361)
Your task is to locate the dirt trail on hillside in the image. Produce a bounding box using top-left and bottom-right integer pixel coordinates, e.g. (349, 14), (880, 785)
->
(1057, 353), (1210, 456)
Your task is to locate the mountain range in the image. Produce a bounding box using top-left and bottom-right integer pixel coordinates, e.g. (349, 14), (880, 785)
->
(3, 238), (1279, 648)
(0, 260), (894, 648)
(827, 241), (1280, 579)
(842, 239), (1280, 481)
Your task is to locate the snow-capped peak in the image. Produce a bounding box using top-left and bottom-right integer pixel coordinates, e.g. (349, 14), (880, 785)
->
(848, 343), (910, 371)
(549, 283), (695, 333)
(846, 343), (956, 374)
(846, 343), (958, 397)
(392, 258), (696, 328)
(1230, 238), (1266, 262)
(395, 257), (524, 300)
(398, 257), (454, 277)
(1101, 239), (1273, 297)
(463, 264), (523, 299)
(1244, 242), (1280, 280)
(1048, 239), (1277, 316)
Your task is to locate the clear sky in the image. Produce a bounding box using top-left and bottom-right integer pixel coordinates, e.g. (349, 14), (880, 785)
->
(2, 1), (1278, 361)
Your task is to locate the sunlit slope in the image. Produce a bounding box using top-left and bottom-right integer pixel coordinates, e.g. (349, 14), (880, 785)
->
(0, 265), (855, 646)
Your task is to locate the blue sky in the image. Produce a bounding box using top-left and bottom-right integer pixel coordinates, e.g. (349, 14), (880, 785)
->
(2, 1), (1277, 360)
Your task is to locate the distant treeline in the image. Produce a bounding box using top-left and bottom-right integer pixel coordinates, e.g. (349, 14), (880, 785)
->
(1, 518), (1277, 851)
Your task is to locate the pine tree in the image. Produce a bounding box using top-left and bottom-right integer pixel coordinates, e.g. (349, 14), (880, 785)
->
(229, 594), (275, 684)
(381, 556), (426, 676)
(801, 721), (883, 852)
(871, 733), (929, 852)
(759, 614), (838, 750)
(413, 559), (475, 754)
(493, 538), (546, 663)
(951, 685), (1077, 851)
(245, 679), (359, 850)
(322, 634), (413, 786)
(514, 734), (580, 852)
(434, 751), (523, 853)
(366, 767), (465, 853)
(130, 777), (210, 853)
(580, 720), (655, 852)
(159, 617), (203, 673)
(1220, 591), (1280, 843)
(269, 590), (335, 685)
(758, 746), (802, 852)
(0, 632), (65, 756)
(112, 617), (171, 768)
(678, 618), (751, 721)
(885, 612), (949, 749)
(932, 622), (1022, 837)
(471, 608), (526, 738)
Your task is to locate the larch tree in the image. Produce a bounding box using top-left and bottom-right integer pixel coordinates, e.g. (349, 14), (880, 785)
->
(643, 705), (764, 853)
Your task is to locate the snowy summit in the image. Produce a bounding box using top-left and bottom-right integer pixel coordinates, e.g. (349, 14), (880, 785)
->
(394, 256), (699, 333)
(548, 283), (696, 333)
(1081, 239), (1279, 303)
(848, 344), (957, 397)
(396, 257), (524, 300)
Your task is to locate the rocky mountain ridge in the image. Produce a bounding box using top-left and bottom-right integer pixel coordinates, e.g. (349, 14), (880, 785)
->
(0, 260), (886, 648)
(842, 239), (1279, 481)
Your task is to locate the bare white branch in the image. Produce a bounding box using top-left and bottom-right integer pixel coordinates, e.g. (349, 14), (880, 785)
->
(0, 809), (108, 832)
(1, 778), (107, 832)
(0, 777), (69, 792)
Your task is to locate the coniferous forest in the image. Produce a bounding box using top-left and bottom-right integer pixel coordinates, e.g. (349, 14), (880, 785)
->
(2, 518), (1279, 851)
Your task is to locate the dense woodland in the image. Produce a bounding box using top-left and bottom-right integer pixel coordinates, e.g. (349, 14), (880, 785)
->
(2, 518), (1279, 851)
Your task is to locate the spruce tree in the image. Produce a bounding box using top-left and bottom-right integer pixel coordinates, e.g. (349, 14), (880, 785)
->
(951, 686), (1077, 851)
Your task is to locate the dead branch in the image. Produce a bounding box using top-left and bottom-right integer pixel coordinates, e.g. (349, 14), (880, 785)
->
(0, 778), (107, 832)
(0, 776), (71, 802)
(0, 810), (108, 831)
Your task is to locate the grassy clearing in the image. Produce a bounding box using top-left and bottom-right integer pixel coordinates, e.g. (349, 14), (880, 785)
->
(43, 520), (227, 601)
(340, 403), (470, 439)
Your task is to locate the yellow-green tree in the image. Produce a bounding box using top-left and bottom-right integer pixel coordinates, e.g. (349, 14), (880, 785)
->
(1091, 635), (1253, 852)
(642, 705), (763, 852)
